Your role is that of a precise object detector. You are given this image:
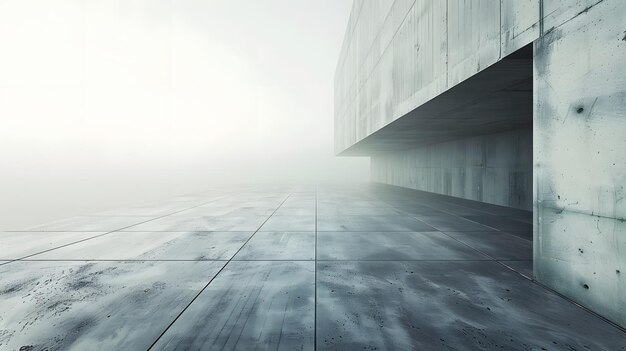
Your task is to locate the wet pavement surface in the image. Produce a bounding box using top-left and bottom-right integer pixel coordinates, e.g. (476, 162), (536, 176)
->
(1, 184), (624, 350)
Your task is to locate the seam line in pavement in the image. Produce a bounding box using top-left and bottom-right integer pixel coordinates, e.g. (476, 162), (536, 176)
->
(314, 185), (318, 351)
(376, 189), (626, 334)
(146, 192), (293, 350)
(8, 258), (512, 262)
(4, 194), (238, 265)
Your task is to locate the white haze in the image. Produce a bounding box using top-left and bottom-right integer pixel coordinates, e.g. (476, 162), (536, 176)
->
(0, 0), (368, 229)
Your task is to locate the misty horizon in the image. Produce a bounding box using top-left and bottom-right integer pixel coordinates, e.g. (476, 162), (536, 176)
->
(0, 0), (369, 230)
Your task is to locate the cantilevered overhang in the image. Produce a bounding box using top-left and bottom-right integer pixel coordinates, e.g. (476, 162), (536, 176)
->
(337, 52), (532, 156)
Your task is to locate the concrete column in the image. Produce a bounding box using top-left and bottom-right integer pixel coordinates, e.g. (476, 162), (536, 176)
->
(534, 0), (626, 327)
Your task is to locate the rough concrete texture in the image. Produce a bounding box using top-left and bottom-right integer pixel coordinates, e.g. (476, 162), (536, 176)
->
(372, 128), (532, 210)
(1, 185), (625, 350)
(335, 0), (626, 328)
(334, 0), (536, 210)
(534, 0), (626, 328)
(336, 53), (533, 156)
(334, 0), (539, 154)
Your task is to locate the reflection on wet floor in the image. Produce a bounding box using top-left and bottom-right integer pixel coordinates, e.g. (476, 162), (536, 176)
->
(1, 184), (624, 350)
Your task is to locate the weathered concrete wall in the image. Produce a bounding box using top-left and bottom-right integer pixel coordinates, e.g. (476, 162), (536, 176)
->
(372, 129), (532, 210)
(534, 0), (626, 328)
(334, 0), (540, 155)
(336, 0), (626, 328)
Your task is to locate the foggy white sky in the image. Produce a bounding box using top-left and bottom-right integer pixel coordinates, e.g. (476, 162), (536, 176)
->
(0, 0), (368, 229)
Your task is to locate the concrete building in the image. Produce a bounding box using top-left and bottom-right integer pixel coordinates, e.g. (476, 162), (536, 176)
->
(335, 0), (626, 328)
(1, 1), (625, 349)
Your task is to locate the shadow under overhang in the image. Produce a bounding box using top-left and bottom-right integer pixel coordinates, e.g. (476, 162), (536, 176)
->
(338, 44), (533, 156)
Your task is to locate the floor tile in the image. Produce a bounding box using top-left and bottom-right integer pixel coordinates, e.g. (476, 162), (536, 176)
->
(90, 207), (184, 217)
(317, 232), (487, 260)
(30, 232), (252, 260)
(317, 207), (404, 216)
(394, 206), (450, 217)
(0, 232), (106, 259)
(416, 215), (496, 232)
(125, 216), (268, 231)
(0, 261), (225, 351)
(234, 232), (314, 260)
(461, 214), (532, 232)
(502, 260), (534, 279)
(505, 230), (533, 240)
(316, 261), (625, 350)
(273, 207), (316, 216)
(259, 215), (315, 231)
(319, 200), (388, 208)
(281, 201), (315, 208)
(18, 216), (156, 232)
(420, 202), (489, 217)
(318, 216), (436, 232)
(151, 261), (314, 351)
(172, 207), (275, 217)
(445, 231), (533, 260)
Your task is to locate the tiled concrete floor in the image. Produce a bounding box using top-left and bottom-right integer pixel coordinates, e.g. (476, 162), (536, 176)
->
(1, 184), (624, 350)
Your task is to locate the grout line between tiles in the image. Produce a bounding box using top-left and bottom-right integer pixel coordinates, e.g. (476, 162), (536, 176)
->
(146, 192), (293, 350)
(3, 229), (529, 233)
(5, 194), (239, 265)
(7, 258), (525, 262)
(314, 185), (318, 351)
(376, 189), (626, 334)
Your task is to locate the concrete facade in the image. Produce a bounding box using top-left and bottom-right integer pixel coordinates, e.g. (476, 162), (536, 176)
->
(334, 0), (537, 155)
(335, 0), (626, 328)
(535, 0), (626, 328)
(372, 129), (532, 210)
